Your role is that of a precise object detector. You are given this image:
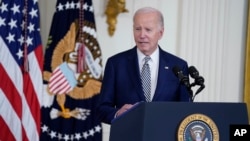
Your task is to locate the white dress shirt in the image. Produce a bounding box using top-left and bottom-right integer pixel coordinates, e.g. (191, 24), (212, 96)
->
(137, 47), (159, 101)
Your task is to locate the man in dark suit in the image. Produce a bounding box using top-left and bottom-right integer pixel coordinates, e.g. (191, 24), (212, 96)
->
(97, 7), (190, 124)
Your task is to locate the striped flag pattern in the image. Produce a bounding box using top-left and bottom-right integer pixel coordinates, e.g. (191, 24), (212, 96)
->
(0, 0), (43, 141)
(48, 62), (77, 95)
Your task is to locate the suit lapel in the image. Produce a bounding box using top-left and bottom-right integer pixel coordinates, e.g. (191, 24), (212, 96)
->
(127, 48), (145, 100)
(153, 49), (172, 101)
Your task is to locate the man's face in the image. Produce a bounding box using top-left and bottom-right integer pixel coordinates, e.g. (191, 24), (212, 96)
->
(133, 12), (164, 55)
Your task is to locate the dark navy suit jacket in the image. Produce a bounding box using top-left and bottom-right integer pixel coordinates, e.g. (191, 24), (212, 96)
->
(97, 46), (190, 124)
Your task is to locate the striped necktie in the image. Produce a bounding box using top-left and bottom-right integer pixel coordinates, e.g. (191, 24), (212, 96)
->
(141, 56), (151, 102)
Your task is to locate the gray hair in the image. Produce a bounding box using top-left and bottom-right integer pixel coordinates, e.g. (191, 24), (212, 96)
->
(133, 7), (164, 28)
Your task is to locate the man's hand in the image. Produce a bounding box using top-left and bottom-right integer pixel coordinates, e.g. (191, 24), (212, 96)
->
(115, 104), (133, 117)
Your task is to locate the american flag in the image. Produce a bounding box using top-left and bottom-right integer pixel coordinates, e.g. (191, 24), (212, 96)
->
(48, 62), (77, 95)
(0, 0), (43, 141)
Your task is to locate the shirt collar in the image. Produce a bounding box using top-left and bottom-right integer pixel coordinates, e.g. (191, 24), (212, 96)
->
(137, 47), (159, 63)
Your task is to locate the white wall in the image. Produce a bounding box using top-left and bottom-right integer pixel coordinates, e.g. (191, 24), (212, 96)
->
(177, 0), (248, 102)
(38, 0), (248, 141)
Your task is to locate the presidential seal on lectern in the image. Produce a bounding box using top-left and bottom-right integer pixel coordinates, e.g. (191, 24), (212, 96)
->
(177, 114), (219, 141)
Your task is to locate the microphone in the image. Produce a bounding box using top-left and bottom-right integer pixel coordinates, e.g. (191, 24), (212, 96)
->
(172, 66), (190, 88)
(188, 66), (205, 86)
(188, 66), (205, 95)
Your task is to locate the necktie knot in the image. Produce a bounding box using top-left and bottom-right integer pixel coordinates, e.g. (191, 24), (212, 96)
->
(144, 56), (151, 64)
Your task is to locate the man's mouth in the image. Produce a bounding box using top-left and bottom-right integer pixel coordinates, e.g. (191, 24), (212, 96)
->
(139, 41), (148, 44)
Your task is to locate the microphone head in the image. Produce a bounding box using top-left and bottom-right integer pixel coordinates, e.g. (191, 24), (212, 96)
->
(189, 66), (199, 78)
(189, 66), (205, 85)
(172, 66), (181, 77)
(172, 66), (190, 87)
(172, 66), (183, 79)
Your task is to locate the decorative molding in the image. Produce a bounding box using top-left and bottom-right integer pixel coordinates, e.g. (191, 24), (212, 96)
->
(105, 0), (128, 36)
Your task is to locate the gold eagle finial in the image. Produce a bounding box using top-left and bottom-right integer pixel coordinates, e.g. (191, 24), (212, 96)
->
(105, 0), (128, 36)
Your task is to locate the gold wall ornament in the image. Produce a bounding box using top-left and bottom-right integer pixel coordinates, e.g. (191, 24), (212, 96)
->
(105, 0), (128, 36)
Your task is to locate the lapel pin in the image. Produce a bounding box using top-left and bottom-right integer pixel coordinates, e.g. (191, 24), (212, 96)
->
(164, 66), (169, 69)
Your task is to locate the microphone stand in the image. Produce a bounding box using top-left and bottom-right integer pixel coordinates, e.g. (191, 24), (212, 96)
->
(187, 85), (194, 102)
(178, 76), (194, 102)
(189, 82), (205, 101)
(172, 66), (205, 102)
(188, 66), (205, 101)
